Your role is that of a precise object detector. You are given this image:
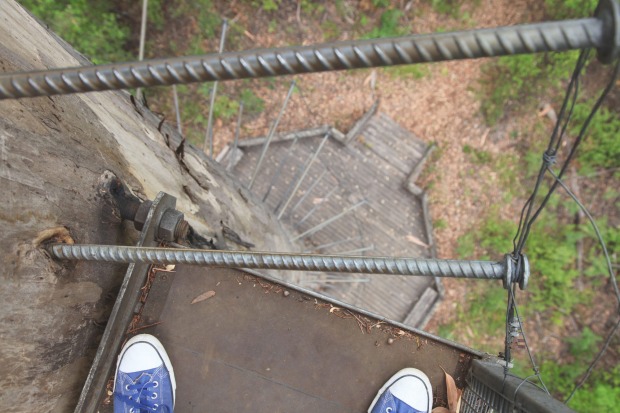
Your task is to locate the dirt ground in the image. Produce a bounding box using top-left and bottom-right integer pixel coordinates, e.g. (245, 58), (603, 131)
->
(129, 0), (618, 373)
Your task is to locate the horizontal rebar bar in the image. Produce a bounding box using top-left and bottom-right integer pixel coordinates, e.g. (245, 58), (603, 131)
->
(50, 243), (507, 280)
(0, 18), (604, 99)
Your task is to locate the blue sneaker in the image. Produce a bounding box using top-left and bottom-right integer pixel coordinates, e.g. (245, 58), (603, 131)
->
(368, 368), (433, 413)
(114, 334), (176, 413)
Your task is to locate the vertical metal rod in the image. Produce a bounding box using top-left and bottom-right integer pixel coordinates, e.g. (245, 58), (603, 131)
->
(273, 153), (309, 212)
(291, 170), (328, 213)
(204, 19), (229, 157)
(303, 236), (362, 253)
(136, 0), (149, 103)
(262, 136), (300, 202)
(337, 245), (375, 255)
(248, 80), (296, 190)
(295, 186), (338, 228)
(277, 133), (329, 220)
(291, 200), (367, 242)
(172, 84), (182, 135)
(228, 102), (244, 171)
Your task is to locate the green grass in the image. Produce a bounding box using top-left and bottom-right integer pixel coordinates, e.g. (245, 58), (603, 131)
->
(437, 282), (507, 353)
(321, 20), (342, 41)
(449, 112), (620, 405)
(478, 0), (598, 125)
(511, 343), (620, 412)
(450, 201), (617, 410)
(456, 210), (589, 318)
(364, 9), (407, 39)
(383, 65), (429, 79)
(570, 102), (620, 173)
(434, 218), (448, 230)
(462, 144), (492, 165)
(428, 0), (463, 18)
(246, 0), (279, 12)
(173, 83), (264, 146)
(239, 88), (265, 115)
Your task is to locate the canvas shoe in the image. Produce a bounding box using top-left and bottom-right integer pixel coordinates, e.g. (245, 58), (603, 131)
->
(368, 368), (433, 413)
(114, 334), (176, 413)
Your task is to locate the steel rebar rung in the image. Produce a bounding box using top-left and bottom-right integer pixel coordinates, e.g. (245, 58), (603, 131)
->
(0, 15), (613, 99)
(49, 244), (529, 288)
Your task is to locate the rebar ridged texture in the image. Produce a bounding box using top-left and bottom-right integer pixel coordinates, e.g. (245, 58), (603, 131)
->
(0, 18), (603, 99)
(50, 244), (506, 280)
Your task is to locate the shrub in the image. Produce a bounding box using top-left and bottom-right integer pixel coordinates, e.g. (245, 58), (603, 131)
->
(20, 0), (130, 64)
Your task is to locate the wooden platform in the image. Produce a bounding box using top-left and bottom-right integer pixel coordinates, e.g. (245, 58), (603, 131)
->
(224, 111), (441, 328)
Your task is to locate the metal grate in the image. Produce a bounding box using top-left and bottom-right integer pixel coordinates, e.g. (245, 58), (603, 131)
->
(460, 360), (575, 413)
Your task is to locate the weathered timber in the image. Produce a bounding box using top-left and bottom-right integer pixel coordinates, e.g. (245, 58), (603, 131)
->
(0, 2), (295, 411)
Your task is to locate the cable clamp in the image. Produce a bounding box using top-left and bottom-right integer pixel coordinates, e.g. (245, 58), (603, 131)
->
(542, 150), (557, 166)
(503, 253), (530, 290)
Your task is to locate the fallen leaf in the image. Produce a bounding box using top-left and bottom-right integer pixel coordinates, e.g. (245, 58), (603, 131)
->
(440, 367), (459, 413)
(431, 408), (450, 413)
(165, 264), (176, 271)
(406, 234), (429, 248)
(191, 290), (216, 304)
(479, 128), (490, 146)
(244, 30), (256, 41)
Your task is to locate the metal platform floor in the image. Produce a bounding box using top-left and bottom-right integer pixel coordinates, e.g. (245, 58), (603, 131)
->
(101, 265), (478, 412)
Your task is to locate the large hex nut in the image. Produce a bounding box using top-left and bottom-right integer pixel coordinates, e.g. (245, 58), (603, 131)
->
(158, 208), (184, 242)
